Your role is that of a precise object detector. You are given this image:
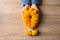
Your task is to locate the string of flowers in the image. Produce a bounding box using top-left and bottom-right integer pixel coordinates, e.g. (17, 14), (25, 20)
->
(22, 8), (39, 36)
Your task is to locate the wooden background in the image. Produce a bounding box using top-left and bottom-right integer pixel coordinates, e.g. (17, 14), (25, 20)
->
(0, 0), (60, 40)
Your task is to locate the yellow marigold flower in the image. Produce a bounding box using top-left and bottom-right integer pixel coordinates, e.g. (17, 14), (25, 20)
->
(24, 29), (32, 36)
(32, 29), (38, 36)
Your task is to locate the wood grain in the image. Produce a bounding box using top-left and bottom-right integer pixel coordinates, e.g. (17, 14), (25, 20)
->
(0, 0), (60, 40)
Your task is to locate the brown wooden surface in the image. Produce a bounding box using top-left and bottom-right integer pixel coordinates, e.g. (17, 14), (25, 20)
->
(0, 0), (60, 40)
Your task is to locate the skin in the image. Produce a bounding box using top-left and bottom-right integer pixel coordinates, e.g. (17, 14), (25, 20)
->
(22, 4), (30, 13)
(22, 4), (39, 13)
(31, 4), (39, 12)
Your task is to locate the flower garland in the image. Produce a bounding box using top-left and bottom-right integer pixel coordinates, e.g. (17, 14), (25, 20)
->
(22, 8), (39, 36)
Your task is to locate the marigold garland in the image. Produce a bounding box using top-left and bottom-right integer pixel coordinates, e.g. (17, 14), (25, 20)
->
(22, 8), (39, 36)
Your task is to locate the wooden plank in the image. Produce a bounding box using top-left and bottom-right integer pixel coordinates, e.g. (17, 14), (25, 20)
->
(43, 0), (60, 5)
